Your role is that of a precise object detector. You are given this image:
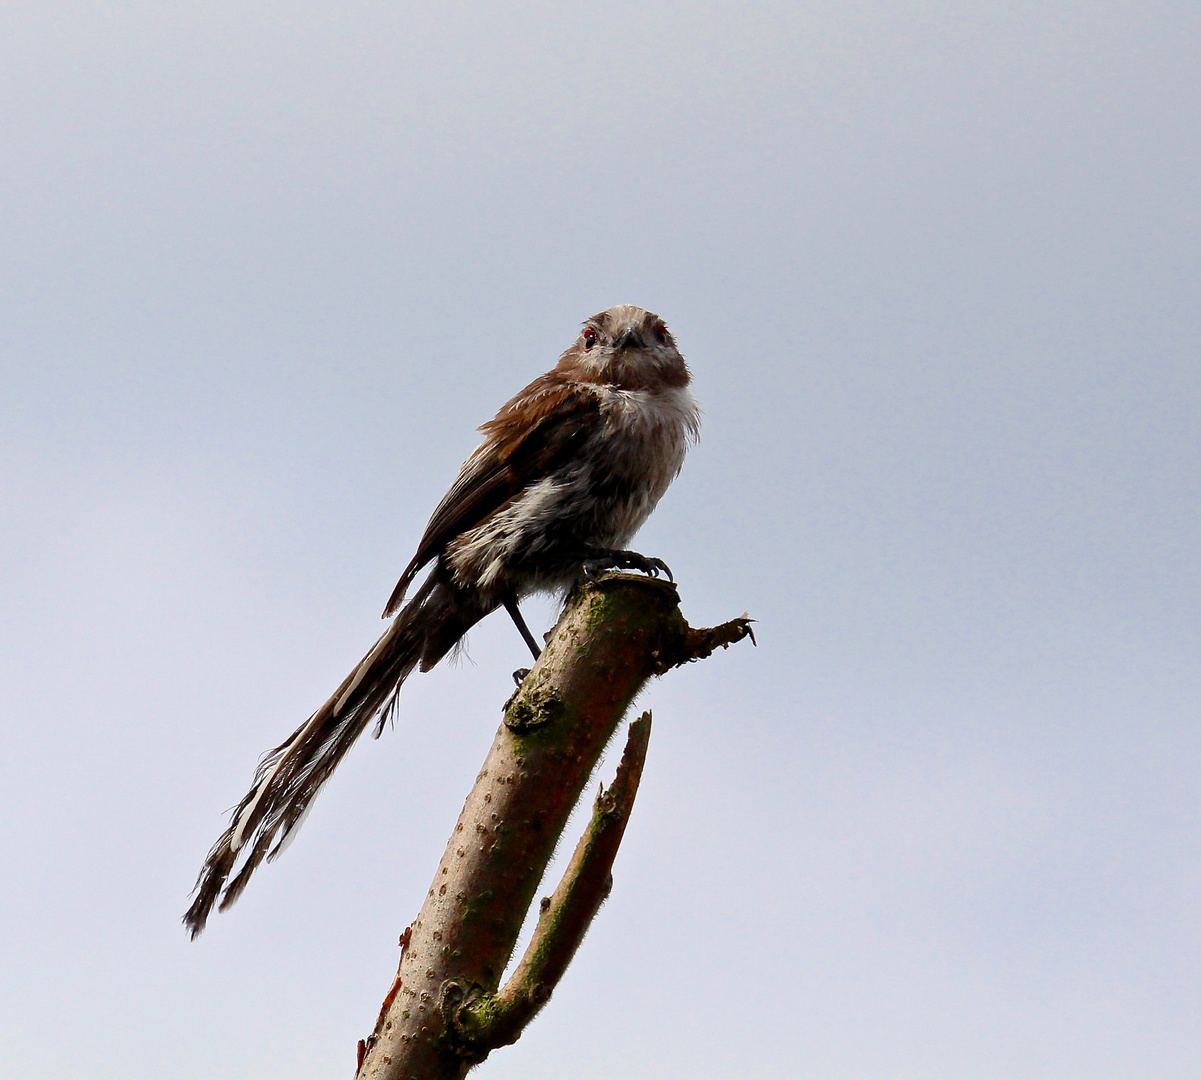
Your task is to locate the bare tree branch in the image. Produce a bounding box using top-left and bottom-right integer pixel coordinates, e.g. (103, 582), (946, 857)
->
(355, 574), (752, 1080)
(448, 711), (653, 1055)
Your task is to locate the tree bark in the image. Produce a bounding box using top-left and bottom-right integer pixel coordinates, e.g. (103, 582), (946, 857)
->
(355, 573), (752, 1079)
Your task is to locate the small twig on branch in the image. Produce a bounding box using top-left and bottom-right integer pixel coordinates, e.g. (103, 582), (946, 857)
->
(685, 613), (756, 658)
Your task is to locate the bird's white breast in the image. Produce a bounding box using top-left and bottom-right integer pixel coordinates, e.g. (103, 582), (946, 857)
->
(591, 384), (700, 544)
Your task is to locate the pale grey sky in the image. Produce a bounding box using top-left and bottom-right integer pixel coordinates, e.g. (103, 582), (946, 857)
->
(2, 2), (1199, 1077)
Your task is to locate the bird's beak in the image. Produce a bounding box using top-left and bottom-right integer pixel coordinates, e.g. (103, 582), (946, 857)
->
(614, 325), (644, 350)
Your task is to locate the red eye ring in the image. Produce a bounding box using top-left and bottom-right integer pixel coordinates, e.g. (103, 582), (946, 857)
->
(583, 327), (598, 349)
(654, 323), (669, 344)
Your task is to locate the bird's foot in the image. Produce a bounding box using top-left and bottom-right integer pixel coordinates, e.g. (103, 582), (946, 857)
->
(583, 549), (673, 583)
(512, 668), (531, 687)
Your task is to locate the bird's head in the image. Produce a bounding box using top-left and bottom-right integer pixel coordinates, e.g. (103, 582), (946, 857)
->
(557, 305), (689, 391)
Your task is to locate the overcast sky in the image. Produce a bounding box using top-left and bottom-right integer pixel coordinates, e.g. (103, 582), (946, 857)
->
(2, 2), (1199, 1078)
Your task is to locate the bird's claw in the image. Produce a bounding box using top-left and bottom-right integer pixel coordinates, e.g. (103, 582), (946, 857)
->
(646, 556), (674, 581)
(583, 550), (674, 583)
(512, 668), (531, 687)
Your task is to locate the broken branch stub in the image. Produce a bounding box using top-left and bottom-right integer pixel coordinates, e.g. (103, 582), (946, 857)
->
(356, 574), (753, 1080)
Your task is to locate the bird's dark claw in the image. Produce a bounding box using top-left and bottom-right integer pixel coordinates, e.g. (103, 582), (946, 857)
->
(645, 556), (674, 581)
(583, 549), (674, 583)
(512, 668), (531, 687)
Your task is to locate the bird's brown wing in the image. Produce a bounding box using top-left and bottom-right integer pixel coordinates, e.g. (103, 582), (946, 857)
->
(381, 376), (602, 617)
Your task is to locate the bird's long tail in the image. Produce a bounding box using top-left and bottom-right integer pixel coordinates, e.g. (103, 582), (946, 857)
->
(184, 572), (492, 937)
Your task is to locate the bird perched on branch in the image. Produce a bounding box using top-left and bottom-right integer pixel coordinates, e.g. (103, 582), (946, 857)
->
(184, 305), (699, 936)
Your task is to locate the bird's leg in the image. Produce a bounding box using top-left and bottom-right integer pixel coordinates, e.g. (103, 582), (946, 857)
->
(504, 596), (542, 661)
(581, 548), (674, 583)
(503, 594), (541, 686)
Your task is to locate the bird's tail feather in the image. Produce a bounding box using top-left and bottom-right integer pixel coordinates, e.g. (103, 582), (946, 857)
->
(183, 573), (491, 938)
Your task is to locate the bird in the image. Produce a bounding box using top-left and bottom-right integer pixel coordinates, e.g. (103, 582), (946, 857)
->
(184, 304), (699, 937)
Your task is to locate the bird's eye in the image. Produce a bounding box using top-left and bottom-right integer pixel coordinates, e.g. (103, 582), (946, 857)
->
(654, 323), (669, 344)
(583, 327), (598, 350)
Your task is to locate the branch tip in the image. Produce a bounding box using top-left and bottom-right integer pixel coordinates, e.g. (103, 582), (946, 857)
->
(675, 615), (755, 666)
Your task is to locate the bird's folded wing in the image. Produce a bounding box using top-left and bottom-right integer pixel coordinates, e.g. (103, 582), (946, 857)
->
(382, 376), (603, 616)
